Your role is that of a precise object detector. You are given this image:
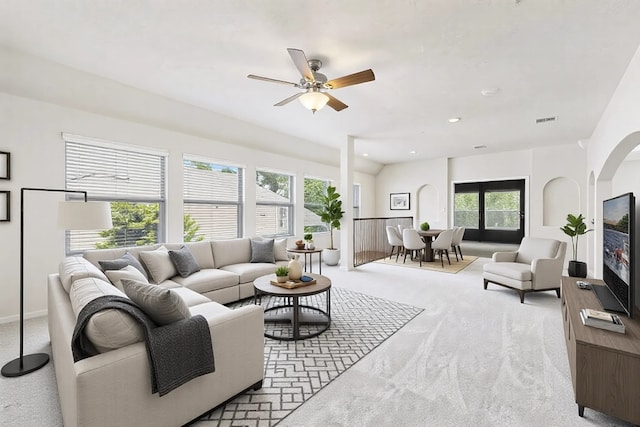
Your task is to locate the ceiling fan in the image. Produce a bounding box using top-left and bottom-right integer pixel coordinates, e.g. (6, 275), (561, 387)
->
(248, 48), (375, 113)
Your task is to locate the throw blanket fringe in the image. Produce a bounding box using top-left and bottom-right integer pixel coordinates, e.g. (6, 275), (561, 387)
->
(71, 295), (215, 396)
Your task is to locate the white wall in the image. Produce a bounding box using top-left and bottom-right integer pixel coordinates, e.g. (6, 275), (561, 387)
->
(376, 145), (587, 263)
(0, 50), (379, 322)
(375, 158), (448, 228)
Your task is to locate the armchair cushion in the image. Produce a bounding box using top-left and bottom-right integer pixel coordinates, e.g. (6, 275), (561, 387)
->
(515, 238), (560, 265)
(483, 262), (532, 281)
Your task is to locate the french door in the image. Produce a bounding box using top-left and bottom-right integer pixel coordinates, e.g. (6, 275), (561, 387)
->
(454, 179), (525, 243)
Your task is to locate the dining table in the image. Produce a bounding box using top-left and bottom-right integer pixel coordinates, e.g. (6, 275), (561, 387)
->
(417, 229), (443, 262)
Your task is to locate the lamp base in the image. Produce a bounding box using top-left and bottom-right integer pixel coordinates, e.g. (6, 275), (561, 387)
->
(1, 353), (50, 377)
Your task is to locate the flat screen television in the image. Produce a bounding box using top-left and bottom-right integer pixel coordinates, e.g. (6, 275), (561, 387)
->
(598, 192), (635, 318)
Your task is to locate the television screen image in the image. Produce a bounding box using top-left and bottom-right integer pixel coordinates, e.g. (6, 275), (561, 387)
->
(600, 192), (635, 317)
(603, 196), (631, 285)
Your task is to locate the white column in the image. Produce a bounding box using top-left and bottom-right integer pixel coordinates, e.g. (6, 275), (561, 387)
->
(340, 135), (355, 270)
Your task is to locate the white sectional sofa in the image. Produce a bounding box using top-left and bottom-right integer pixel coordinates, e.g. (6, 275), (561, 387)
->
(48, 237), (289, 427)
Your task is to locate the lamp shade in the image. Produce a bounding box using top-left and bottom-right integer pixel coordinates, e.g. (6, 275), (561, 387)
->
(57, 201), (113, 230)
(299, 91), (329, 113)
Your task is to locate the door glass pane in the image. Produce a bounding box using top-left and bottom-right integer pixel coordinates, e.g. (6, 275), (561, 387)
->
(485, 190), (520, 230)
(454, 193), (479, 229)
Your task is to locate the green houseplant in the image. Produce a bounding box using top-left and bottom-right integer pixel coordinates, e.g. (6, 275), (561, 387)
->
(320, 185), (344, 265)
(275, 266), (289, 283)
(560, 213), (592, 278)
(420, 221), (430, 231)
(304, 233), (314, 249)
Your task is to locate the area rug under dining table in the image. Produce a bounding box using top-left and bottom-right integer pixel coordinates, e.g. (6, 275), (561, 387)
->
(193, 287), (423, 426)
(374, 254), (478, 274)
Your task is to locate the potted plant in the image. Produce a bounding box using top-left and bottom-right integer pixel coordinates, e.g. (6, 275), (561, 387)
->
(275, 266), (289, 283)
(304, 233), (315, 250)
(420, 221), (430, 231)
(561, 213), (592, 278)
(320, 185), (344, 266)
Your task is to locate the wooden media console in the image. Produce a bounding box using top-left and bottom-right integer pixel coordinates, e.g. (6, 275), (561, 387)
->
(561, 276), (640, 424)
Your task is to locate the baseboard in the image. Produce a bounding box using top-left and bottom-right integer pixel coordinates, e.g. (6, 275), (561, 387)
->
(0, 309), (48, 325)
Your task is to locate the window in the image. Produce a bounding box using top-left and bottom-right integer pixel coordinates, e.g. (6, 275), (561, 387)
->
(256, 170), (293, 236)
(183, 157), (244, 240)
(454, 192), (479, 229)
(353, 184), (361, 219)
(64, 135), (166, 252)
(304, 177), (329, 232)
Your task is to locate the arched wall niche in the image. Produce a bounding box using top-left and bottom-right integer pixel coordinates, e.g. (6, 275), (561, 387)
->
(593, 131), (640, 278)
(417, 184), (439, 228)
(542, 177), (580, 226)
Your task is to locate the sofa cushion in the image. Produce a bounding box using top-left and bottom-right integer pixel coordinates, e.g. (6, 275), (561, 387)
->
(122, 279), (191, 325)
(69, 277), (144, 352)
(274, 238), (289, 261)
(220, 263), (278, 284)
(98, 252), (149, 280)
(139, 245), (177, 284)
(171, 269), (240, 294)
(183, 241), (216, 269)
(105, 265), (149, 292)
(211, 238), (251, 268)
(250, 238), (275, 263)
(169, 246), (201, 278)
(166, 286), (212, 307)
(59, 256), (110, 294)
(188, 300), (232, 318)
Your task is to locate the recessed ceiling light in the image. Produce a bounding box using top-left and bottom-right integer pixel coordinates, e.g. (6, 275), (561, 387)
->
(448, 117), (461, 123)
(409, 150), (416, 154)
(473, 144), (487, 149)
(363, 153), (369, 157)
(481, 88), (500, 97)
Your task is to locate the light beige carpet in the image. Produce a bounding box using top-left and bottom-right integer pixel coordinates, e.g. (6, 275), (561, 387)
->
(374, 254), (478, 273)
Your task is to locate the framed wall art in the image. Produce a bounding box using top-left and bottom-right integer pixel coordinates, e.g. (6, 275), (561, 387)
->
(0, 191), (9, 221)
(390, 192), (410, 210)
(0, 151), (9, 180)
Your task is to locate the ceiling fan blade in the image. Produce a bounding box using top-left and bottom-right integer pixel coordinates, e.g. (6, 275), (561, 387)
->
(287, 48), (314, 82)
(247, 74), (299, 87)
(274, 92), (304, 106)
(326, 93), (348, 111)
(325, 69), (375, 89)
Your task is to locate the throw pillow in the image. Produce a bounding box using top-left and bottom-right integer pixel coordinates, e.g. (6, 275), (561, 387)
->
(168, 246), (201, 278)
(250, 238), (275, 263)
(274, 238), (289, 261)
(138, 246), (177, 284)
(121, 279), (191, 325)
(98, 252), (148, 280)
(105, 265), (149, 292)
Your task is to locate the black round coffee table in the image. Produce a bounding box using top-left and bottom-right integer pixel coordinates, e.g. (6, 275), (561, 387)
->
(253, 273), (331, 341)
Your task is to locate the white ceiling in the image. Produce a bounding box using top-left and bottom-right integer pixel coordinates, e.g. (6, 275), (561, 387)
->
(2, 0), (640, 165)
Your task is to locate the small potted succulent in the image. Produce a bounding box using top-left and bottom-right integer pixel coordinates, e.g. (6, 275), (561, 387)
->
(561, 213), (592, 278)
(304, 233), (315, 250)
(420, 221), (430, 231)
(275, 266), (289, 283)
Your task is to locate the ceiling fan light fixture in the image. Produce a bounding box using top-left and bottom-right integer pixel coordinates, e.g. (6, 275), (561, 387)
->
(299, 90), (329, 113)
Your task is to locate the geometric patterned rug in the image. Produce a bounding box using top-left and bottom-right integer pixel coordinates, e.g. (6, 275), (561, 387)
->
(193, 287), (423, 426)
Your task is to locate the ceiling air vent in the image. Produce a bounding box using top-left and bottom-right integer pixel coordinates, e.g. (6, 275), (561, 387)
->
(535, 116), (558, 124)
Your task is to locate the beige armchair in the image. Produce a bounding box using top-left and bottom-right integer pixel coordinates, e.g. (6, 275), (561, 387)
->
(483, 237), (567, 303)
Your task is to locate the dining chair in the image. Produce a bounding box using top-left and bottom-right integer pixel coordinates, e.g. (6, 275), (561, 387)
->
(431, 228), (455, 267)
(450, 226), (466, 261)
(402, 228), (426, 267)
(385, 225), (404, 262)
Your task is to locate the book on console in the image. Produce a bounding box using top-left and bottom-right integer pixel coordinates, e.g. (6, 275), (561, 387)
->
(579, 308), (625, 333)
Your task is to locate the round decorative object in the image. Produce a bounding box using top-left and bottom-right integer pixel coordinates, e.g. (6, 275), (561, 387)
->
(420, 222), (430, 231)
(288, 256), (303, 280)
(323, 248), (340, 266)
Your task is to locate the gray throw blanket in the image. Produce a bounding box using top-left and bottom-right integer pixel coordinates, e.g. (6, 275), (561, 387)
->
(71, 295), (215, 396)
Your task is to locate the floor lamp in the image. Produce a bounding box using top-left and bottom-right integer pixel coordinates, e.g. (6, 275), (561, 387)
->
(1, 187), (112, 377)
